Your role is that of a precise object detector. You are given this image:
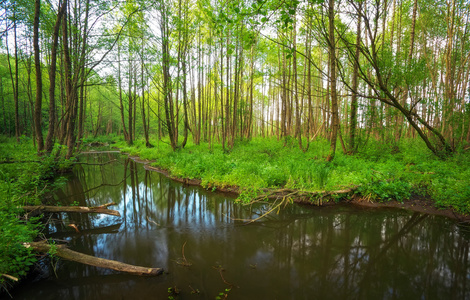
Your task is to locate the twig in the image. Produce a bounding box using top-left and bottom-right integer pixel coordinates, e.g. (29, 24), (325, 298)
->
(173, 241), (192, 267)
(96, 202), (117, 209)
(182, 241), (188, 264)
(1, 274), (18, 282)
(244, 197), (290, 225)
(212, 265), (237, 288)
(146, 216), (160, 226)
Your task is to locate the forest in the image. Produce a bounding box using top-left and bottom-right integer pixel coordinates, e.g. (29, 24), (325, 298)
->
(0, 0), (469, 157)
(1, 0), (470, 291)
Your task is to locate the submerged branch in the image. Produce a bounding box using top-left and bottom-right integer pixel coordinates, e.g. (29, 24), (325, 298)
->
(22, 202), (121, 217)
(27, 240), (163, 276)
(73, 159), (118, 166)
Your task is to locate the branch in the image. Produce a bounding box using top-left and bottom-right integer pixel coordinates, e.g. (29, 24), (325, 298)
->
(0, 160), (41, 164)
(0, 274), (19, 282)
(27, 241), (163, 276)
(73, 159), (118, 166)
(22, 202), (121, 217)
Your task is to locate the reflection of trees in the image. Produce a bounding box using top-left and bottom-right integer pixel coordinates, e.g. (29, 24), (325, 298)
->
(36, 154), (470, 300)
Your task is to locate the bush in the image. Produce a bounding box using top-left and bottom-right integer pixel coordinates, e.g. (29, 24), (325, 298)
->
(0, 208), (39, 281)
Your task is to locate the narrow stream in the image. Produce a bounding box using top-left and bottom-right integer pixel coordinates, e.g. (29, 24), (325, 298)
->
(11, 153), (470, 299)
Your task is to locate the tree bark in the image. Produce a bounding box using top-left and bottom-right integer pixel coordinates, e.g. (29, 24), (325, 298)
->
(33, 0), (44, 152)
(45, 0), (67, 153)
(349, 1), (362, 153)
(28, 241), (163, 276)
(326, 0), (339, 161)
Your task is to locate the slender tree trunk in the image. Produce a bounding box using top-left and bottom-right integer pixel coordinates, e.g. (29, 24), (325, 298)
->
(128, 61), (134, 145)
(45, 0), (66, 153)
(14, 14), (20, 142)
(326, 0), (339, 161)
(349, 1), (361, 153)
(33, 0), (44, 152)
(0, 78), (5, 134)
(117, 43), (129, 142)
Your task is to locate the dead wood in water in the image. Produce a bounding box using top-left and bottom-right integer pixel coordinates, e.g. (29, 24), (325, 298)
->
(0, 160), (41, 164)
(255, 185), (359, 205)
(27, 241), (163, 276)
(73, 159), (118, 166)
(22, 202), (121, 217)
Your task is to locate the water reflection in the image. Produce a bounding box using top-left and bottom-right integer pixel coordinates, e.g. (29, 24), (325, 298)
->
(12, 154), (470, 300)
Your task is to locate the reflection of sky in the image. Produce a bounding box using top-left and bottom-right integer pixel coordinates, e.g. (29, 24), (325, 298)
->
(28, 155), (470, 300)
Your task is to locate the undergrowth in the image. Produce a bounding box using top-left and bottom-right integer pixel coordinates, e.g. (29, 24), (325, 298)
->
(0, 136), (71, 292)
(112, 135), (470, 214)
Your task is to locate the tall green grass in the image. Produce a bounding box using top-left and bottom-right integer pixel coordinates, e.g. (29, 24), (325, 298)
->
(113, 135), (470, 213)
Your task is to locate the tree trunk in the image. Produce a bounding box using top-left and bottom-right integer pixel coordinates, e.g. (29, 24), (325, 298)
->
(349, 1), (361, 153)
(28, 241), (163, 276)
(118, 43), (129, 142)
(33, 0), (44, 152)
(326, 0), (339, 162)
(45, 0), (66, 153)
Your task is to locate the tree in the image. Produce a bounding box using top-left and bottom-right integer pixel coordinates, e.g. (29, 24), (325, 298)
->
(326, 0), (338, 161)
(33, 0), (44, 152)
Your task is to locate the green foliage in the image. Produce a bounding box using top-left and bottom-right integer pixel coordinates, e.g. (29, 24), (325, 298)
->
(215, 287), (231, 299)
(0, 207), (39, 281)
(359, 179), (412, 203)
(117, 135), (470, 213)
(167, 286), (180, 299)
(0, 138), (69, 288)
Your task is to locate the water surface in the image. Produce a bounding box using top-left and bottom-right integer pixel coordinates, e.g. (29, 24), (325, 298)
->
(11, 153), (470, 299)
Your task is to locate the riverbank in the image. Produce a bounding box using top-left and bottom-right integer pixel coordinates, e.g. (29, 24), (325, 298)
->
(106, 136), (470, 221)
(132, 156), (470, 223)
(0, 138), (71, 293)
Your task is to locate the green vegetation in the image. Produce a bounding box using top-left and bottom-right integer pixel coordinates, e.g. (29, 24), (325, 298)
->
(0, 137), (70, 291)
(116, 136), (470, 214)
(1, 0), (470, 292)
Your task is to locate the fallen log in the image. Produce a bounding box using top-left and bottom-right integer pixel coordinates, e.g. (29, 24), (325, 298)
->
(27, 240), (163, 276)
(22, 202), (121, 217)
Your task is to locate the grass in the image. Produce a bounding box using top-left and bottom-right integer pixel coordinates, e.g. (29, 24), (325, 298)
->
(113, 135), (470, 214)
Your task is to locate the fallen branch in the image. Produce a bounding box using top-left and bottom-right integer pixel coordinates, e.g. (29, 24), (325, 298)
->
(0, 160), (41, 164)
(79, 151), (120, 154)
(1, 274), (19, 282)
(254, 185), (359, 205)
(27, 240), (163, 276)
(73, 159), (118, 166)
(22, 202), (121, 217)
(230, 196), (292, 224)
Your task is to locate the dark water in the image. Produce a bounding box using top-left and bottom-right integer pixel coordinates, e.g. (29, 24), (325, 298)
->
(10, 153), (470, 300)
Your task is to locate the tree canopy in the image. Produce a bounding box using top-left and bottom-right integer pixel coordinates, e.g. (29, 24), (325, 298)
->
(0, 0), (469, 158)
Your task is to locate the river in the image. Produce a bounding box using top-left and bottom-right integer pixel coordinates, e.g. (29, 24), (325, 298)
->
(10, 153), (470, 299)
